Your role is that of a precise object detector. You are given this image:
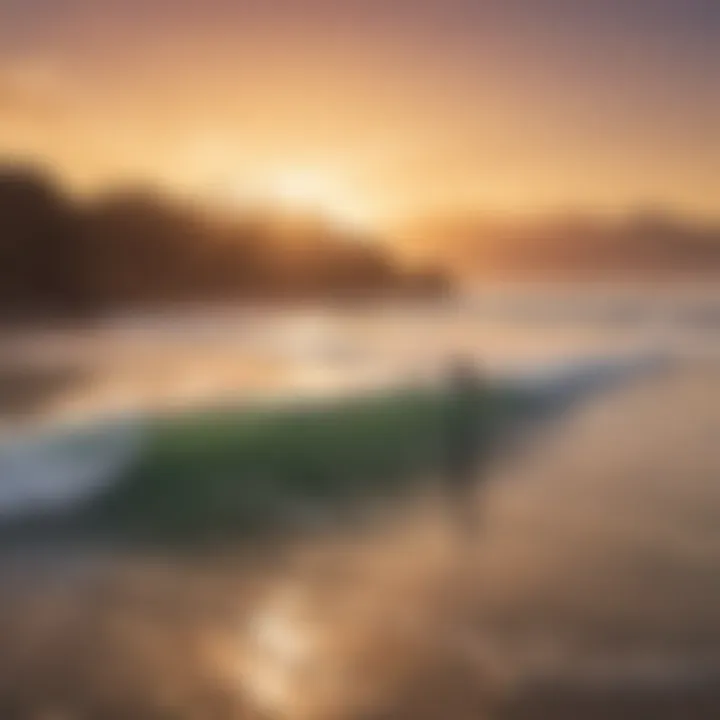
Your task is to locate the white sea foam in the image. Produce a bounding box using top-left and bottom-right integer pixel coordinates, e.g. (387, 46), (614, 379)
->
(0, 416), (144, 517)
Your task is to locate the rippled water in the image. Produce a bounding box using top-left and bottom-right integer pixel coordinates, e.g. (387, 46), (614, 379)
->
(3, 285), (718, 427)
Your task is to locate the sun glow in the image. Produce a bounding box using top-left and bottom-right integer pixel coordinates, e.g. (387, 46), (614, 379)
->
(237, 169), (376, 232)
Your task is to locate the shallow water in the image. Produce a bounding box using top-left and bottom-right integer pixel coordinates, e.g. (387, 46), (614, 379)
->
(3, 285), (718, 428)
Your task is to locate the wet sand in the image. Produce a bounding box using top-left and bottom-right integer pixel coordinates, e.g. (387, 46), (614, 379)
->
(0, 361), (718, 718)
(483, 361), (720, 717)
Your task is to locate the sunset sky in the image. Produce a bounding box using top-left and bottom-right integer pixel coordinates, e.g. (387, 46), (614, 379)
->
(1, 0), (718, 227)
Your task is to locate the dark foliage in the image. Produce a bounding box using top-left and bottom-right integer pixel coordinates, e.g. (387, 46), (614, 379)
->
(0, 164), (450, 319)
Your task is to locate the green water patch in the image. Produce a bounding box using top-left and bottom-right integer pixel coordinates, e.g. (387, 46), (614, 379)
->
(88, 384), (522, 541)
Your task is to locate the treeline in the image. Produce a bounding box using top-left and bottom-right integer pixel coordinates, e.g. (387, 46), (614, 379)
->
(0, 165), (449, 319)
(405, 212), (720, 280)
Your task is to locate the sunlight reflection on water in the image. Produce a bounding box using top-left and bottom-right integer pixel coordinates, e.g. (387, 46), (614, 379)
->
(3, 287), (718, 430)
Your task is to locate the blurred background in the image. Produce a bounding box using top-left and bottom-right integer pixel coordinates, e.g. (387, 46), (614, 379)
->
(1, 1), (719, 718)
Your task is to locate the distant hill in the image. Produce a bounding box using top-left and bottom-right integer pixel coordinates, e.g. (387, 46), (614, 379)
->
(399, 211), (720, 281)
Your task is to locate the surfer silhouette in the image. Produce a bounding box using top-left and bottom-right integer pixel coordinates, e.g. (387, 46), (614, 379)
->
(441, 357), (488, 533)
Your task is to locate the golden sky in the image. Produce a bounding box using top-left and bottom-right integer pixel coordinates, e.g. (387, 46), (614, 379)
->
(1, 0), (718, 226)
